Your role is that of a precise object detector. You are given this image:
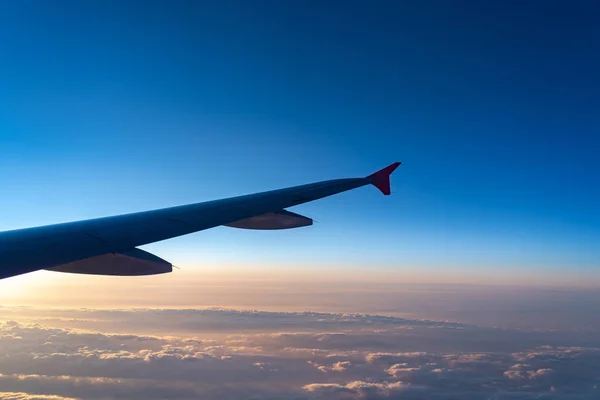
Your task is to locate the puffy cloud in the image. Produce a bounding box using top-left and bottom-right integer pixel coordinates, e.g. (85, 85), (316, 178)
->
(504, 364), (555, 382)
(0, 308), (599, 399)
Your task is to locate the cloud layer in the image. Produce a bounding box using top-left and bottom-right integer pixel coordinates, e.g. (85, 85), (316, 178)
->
(0, 308), (599, 399)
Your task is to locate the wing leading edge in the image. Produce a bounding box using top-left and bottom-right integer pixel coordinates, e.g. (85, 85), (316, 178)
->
(0, 162), (401, 280)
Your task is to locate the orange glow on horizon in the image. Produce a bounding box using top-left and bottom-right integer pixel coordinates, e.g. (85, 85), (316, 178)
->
(1, 262), (599, 310)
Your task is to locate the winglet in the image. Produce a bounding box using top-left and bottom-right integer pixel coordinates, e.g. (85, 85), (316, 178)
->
(367, 162), (401, 195)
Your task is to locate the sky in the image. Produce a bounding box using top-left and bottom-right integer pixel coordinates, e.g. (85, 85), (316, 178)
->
(1, 2), (600, 399)
(0, 0), (599, 286)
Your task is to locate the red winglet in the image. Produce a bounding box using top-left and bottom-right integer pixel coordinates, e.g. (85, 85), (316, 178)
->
(367, 162), (401, 195)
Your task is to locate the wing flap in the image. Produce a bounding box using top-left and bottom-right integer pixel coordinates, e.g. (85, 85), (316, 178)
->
(225, 209), (312, 230)
(46, 248), (172, 276)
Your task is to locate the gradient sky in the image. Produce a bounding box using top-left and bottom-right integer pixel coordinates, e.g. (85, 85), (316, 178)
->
(1, 0), (599, 286)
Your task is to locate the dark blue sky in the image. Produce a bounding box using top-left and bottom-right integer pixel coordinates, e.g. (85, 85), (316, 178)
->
(1, 1), (599, 282)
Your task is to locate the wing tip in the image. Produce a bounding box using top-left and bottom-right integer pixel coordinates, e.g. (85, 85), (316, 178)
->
(367, 162), (401, 195)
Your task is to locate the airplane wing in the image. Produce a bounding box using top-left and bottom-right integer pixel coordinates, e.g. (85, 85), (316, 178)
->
(0, 162), (401, 280)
